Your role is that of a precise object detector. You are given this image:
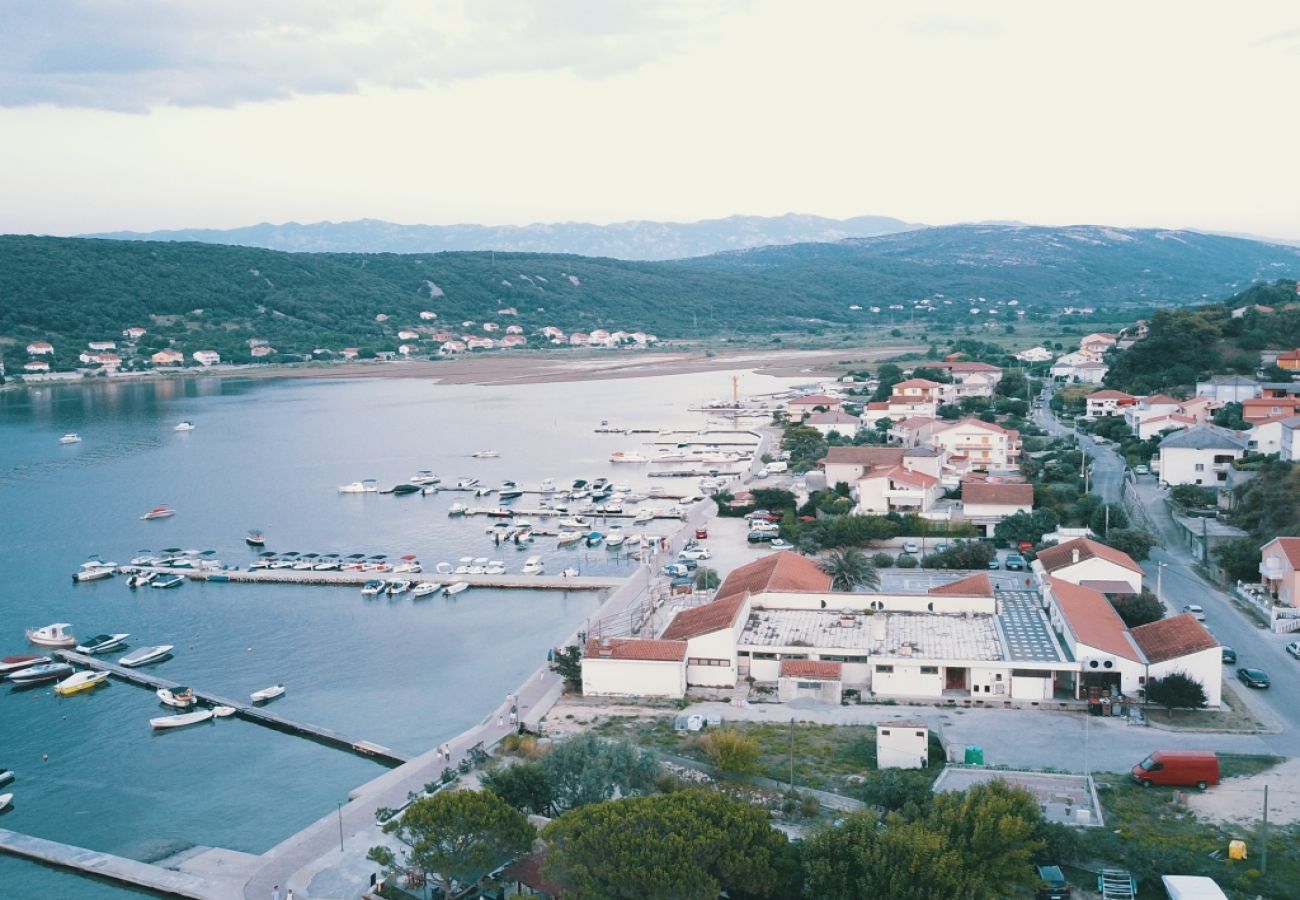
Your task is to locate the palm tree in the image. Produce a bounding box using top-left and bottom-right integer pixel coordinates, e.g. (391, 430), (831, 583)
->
(819, 547), (880, 592)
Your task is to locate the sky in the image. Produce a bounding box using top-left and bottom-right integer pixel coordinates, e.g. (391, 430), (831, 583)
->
(1, 1), (1298, 238)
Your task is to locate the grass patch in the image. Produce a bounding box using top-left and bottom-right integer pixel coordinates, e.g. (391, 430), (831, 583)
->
(1143, 684), (1266, 732)
(1218, 753), (1284, 780)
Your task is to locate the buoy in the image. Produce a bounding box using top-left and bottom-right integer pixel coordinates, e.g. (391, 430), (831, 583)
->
(42, 754), (49, 761)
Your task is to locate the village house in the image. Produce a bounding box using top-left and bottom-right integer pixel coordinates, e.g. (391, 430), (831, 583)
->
(1241, 396), (1300, 425)
(1129, 615), (1223, 707)
(1276, 349), (1300, 372)
(78, 352), (122, 371)
(888, 416), (942, 448)
(23, 359), (50, 372)
(854, 466), (943, 515)
(820, 446), (905, 486)
(569, 332), (590, 346)
(1132, 413), (1196, 441)
(26, 341), (54, 355)
(122, 327), (146, 340)
(151, 350), (184, 366)
(340, 348), (360, 360)
(1156, 425), (1249, 487)
(1259, 537), (1300, 607)
(87, 340), (117, 352)
(1050, 355), (1108, 383)
(1032, 537), (1144, 595)
(1280, 416), (1300, 462)
(1078, 333), (1117, 361)
(438, 341), (467, 355)
(397, 330), (420, 341)
(928, 418), (1021, 471)
(588, 329), (612, 347)
(1247, 417), (1289, 455)
(804, 410), (861, 437)
(250, 346), (275, 358)
(192, 350), (221, 366)
(466, 337), (495, 350)
(786, 393), (843, 415)
(500, 334), (527, 348)
(1014, 346), (1053, 363)
(482, 323), (500, 333)
(580, 638), (687, 698)
(960, 481), (1034, 536)
(419, 310), (437, 320)
(505, 324), (524, 335)
(1085, 390), (1137, 418)
(931, 362), (1003, 398)
(1196, 375), (1261, 403)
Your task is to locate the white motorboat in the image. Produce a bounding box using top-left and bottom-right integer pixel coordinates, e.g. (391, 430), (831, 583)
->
(174, 421), (195, 432)
(556, 530), (583, 545)
(26, 623), (76, 648)
(411, 582), (440, 597)
(75, 633), (129, 654)
(605, 529), (626, 549)
(392, 560), (422, 574)
(561, 567), (580, 578)
(126, 571), (156, 588)
(250, 684), (285, 703)
(409, 471), (441, 485)
(73, 560), (117, 582)
(9, 662), (74, 685)
(0, 654), (49, 676)
(361, 579), (386, 596)
(120, 645), (173, 668)
(471, 449), (499, 458)
(484, 561), (506, 575)
(422, 485), (440, 496)
(539, 478), (556, 492)
(59, 433), (82, 444)
(150, 574), (185, 589)
(447, 502), (468, 516)
(338, 479), (379, 493)
(386, 579), (411, 595)
(633, 508), (655, 524)
(157, 687), (196, 709)
(434, 561), (454, 575)
(150, 709), (213, 730)
(609, 451), (649, 463)
(213, 706), (237, 717)
(0, 769), (12, 787)
(557, 516), (590, 529)
(0, 793), (12, 811)
(522, 555), (544, 575)
(444, 581), (469, 596)
(455, 476), (480, 489)
(53, 670), (110, 696)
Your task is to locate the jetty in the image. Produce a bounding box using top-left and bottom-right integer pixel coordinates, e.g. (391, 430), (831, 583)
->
(55, 651), (412, 766)
(131, 566), (623, 590)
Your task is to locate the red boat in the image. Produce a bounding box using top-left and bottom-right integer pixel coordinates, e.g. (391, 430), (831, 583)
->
(140, 506), (177, 521)
(0, 654), (50, 676)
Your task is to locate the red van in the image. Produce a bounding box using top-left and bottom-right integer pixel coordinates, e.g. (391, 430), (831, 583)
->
(1131, 750), (1220, 790)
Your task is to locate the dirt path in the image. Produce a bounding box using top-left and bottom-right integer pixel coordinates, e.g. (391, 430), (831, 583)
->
(1184, 758), (1300, 825)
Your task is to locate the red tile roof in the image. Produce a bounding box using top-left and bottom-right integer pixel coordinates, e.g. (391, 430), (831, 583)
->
(1087, 389), (1135, 401)
(941, 362), (1002, 374)
(715, 550), (832, 602)
(1130, 614), (1218, 663)
(1264, 536), (1300, 570)
(1142, 394), (1181, 406)
(1048, 577), (1144, 662)
(585, 637), (687, 662)
(1036, 537), (1142, 575)
(962, 482), (1033, 506)
(928, 573), (993, 597)
(788, 394), (841, 406)
(893, 378), (943, 390)
(660, 594), (747, 641)
(934, 417), (1013, 436)
(862, 465), (939, 489)
(781, 659), (842, 679)
(821, 446), (905, 468)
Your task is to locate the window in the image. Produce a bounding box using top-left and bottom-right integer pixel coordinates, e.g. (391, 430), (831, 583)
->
(1194, 463), (1205, 472)
(688, 658), (729, 667)
(752, 652), (777, 660)
(797, 681), (821, 690)
(920, 666), (938, 675)
(875, 664), (894, 673)
(820, 655), (869, 663)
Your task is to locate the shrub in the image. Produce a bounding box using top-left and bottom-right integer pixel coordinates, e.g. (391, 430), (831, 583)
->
(699, 729), (762, 775)
(872, 552), (895, 568)
(894, 554), (918, 569)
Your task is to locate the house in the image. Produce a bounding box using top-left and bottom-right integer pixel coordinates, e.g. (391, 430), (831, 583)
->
(1130, 614), (1222, 707)
(1133, 413), (1196, 441)
(151, 350), (184, 366)
(1085, 390), (1137, 418)
(192, 350), (221, 366)
(466, 337), (495, 350)
(122, 327), (147, 340)
(891, 378), (947, 403)
(960, 482), (1034, 535)
(589, 329), (612, 347)
(1051, 356), (1108, 383)
(804, 410), (861, 437)
(1196, 375), (1261, 403)
(932, 362), (1002, 398)
(787, 394), (843, 414)
(87, 340), (117, 351)
(79, 352), (122, 370)
(1280, 416), (1300, 462)
(1032, 537), (1144, 595)
(1259, 537), (1300, 607)
(1241, 396), (1300, 425)
(819, 446), (905, 487)
(1157, 425), (1249, 487)
(1078, 333), (1117, 360)
(23, 360), (50, 372)
(482, 323), (500, 333)
(438, 341), (467, 355)
(26, 341), (54, 355)
(397, 344), (415, 356)
(1042, 578), (1146, 698)
(500, 334), (527, 348)
(889, 416), (942, 448)
(1014, 347), (1054, 363)
(397, 330), (420, 341)
(929, 418), (1021, 470)
(876, 721), (930, 770)
(778, 660), (842, 703)
(340, 347), (360, 360)
(1246, 417), (1289, 455)
(250, 346), (275, 358)
(1277, 349), (1300, 371)
(580, 638), (687, 698)
(505, 324), (524, 335)
(569, 332), (590, 346)
(854, 466), (943, 515)
(419, 310), (438, 320)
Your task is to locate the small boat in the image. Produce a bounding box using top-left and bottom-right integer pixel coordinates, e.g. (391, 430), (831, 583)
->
(26, 623), (76, 648)
(313, 556), (341, 571)
(484, 561), (506, 575)
(120, 645), (173, 668)
(540, 478), (556, 492)
(0, 769), (12, 787)
(75, 633), (129, 654)
(150, 709), (213, 730)
(556, 530), (583, 545)
(522, 556), (544, 575)
(213, 706), (236, 717)
(54, 671), (110, 696)
(338, 479), (379, 493)
(475, 486), (495, 497)
(387, 483), (421, 495)
(126, 571), (156, 588)
(140, 506), (177, 521)
(361, 579), (386, 596)
(150, 574), (185, 589)
(174, 421), (195, 432)
(444, 581), (469, 596)
(0, 793), (12, 811)
(411, 582), (440, 598)
(561, 567), (580, 577)
(386, 579), (411, 595)
(9, 662), (75, 685)
(585, 531), (604, 547)
(471, 449), (499, 458)
(610, 451), (649, 463)
(393, 557), (422, 574)
(633, 508), (655, 524)
(0, 655), (49, 676)
(157, 687), (196, 708)
(605, 532), (626, 549)
(455, 476), (480, 489)
(72, 560), (117, 583)
(434, 562), (454, 575)
(245, 530), (266, 547)
(485, 507), (514, 518)
(421, 485), (440, 495)
(59, 433), (82, 444)
(447, 502), (468, 516)
(250, 684), (285, 703)
(498, 490), (524, 501)
(409, 471), (441, 485)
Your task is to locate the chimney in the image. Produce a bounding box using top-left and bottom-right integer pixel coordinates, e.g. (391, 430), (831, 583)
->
(1072, 548), (1080, 565)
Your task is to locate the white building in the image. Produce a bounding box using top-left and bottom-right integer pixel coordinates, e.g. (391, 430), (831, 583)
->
(1157, 425), (1249, 488)
(854, 466), (943, 515)
(192, 350), (221, 366)
(1130, 614), (1223, 708)
(960, 481), (1034, 535)
(1280, 416), (1300, 462)
(1043, 578), (1148, 699)
(1032, 537), (1144, 595)
(820, 446), (905, 487)
(934, 362), (1002, 398)
(804, 410), (861, 437)
(1196, 375), (1261, 403)
(581, 638), (687, 698)
(1085, 390), (1136, 418)
(929, 418), (1021, 470)
(1014, 347), (1054, 363)
(876, 721), (931, 770)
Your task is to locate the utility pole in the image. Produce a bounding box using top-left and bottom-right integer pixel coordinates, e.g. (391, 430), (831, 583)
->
(789, 718), (795, 790)
(1261, 784), (1269, 875)
(1105, 504), (1110, 540)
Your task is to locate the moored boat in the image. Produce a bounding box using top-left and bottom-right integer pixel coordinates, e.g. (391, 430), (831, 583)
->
(157, 687), (196, 708)
(75, 633), (129, 654)
(585, 531), (604, 547)
(72, 560), (117, 583)
(250, 684), (285, 703)
(556, 530), (583, 545)
(447, 502), (468, 516)
(409, 470), (441, 485)
(120, 645), (173, 668)
(150, 574), (185, 589)
(455, 476), (480, 489)
(0, 655), (49, 676)
(338, 479), (379, 493)
(610, 451), (649, 463)
(174, 421), (195, 432)
(26, 623), (76, 648)
(522, 556), (544, 575)
(361, 579), (386, 596)
(411, 582), (440, 598)
(443, 581), (469, 596)
(213, 706), (236, 717)
(9, 662), (75, 685)
(59, 433), (82, 444)
(126, 571), (156, 588)
(150, 709), (214, 730)
(245, 530), (266, 547)
(386, 579), (411, 595)
(471, 449), (499, 458)
(387, 483), (421, 495)
(140, 506), (177, 521)
(0, 769), (13, 787)
(0, 793), (12, 810)
(54, 670), (110, 696)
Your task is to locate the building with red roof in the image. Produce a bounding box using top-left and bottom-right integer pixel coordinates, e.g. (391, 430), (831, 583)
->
(580, 637), (688, 698)
(855, 465), (943, 515)
(1131, 614), (1222, 706)
(1260, 537), (1300, 608)
(1032, 537), (1144, 595)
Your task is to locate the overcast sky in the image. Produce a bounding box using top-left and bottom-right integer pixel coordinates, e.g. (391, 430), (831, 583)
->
(2, 1), (1297, 238)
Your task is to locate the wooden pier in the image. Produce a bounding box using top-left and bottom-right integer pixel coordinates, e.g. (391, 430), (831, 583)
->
(0, 828), (230, 900)
(139, 566), (624, 590)
(55, 651), (412, 767)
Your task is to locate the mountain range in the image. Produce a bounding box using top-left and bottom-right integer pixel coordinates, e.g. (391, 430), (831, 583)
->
(84, 213), (921, 261)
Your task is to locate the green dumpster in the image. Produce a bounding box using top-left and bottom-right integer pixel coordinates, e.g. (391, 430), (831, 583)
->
(964, 746), (984, 765)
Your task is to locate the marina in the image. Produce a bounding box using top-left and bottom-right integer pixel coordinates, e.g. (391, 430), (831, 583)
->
(125, 564), (624, 590)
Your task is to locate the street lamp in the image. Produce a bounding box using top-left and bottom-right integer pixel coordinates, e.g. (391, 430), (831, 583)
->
(1156, 561), (1167, 606)
(337, 801), (344, 852)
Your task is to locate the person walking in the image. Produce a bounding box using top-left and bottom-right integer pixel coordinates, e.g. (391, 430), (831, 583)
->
(497, 714), (504, 727)
(272, 886), (282, 900)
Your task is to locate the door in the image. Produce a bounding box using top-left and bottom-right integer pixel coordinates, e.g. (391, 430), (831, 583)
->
(945, 667), (967, 691)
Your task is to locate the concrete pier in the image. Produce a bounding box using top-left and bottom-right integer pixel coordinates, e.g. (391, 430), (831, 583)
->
(135, 566), (623, 590)
(55, 651), (411, 766)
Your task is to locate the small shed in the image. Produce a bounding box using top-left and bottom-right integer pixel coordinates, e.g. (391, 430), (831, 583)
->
(876, 720), (930, 770)
(778, 659), (842, 704)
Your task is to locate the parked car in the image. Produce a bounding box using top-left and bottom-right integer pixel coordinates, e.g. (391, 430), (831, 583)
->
(1134, 465), (1150, 475)
(747, 531), (776, 544)
(1221, 646), (1237, 664)
(770, 538), (791, 550)
(988, 556), (1002, 569)
(678, 546), (712, 561)
(1132, 750), (1220, 790)
(902, 540), (920, 554)
(1236, 667), (1270, 689)
(673, 556), (698, 571)
(1034, 864), (1072, 900)
(756, 468), (769, 478)
(1183, 604), (1206, 621)
(662, 563), (690, 577)
(1004, 553), (1026, 571)
(1285, 641), (1300, 660)
(933, 542), (949, 553)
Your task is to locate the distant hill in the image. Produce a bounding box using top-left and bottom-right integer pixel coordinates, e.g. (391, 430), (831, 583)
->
(2, 225), (1297, 372)
(83, 213), (921, 260)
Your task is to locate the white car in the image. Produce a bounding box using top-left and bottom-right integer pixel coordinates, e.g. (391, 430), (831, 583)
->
(1285, 641), (1300, 660)
(902, 541), (920, 554)
(1183, 604), (1206, 621)
(678, 547), (712, 561)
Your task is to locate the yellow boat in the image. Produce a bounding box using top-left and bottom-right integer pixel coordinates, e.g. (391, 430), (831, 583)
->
(54, 670), (110, 696)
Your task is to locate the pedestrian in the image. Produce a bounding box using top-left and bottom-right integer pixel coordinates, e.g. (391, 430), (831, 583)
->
(273, 885), (282, 900)
(286, 890), (295, 900)
(497, 714), (504, 727)
(509, 708), (518, 725)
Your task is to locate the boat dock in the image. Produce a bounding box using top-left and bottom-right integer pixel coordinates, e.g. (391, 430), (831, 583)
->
(133, 567), (623, 590)
(461, 506), (685, 520)
(0, 828), (231, 900)
(55, 651), (412, 767)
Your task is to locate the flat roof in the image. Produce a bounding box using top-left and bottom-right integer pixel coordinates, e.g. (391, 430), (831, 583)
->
(996, 590), (1071, 663)
(740, 609), (1005, 661)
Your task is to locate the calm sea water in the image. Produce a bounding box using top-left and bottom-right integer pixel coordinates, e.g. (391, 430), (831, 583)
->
(0, 367), (793, 896)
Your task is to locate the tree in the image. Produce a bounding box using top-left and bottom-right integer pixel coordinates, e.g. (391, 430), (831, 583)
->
(923, 540), (995, 570)
(542, 790), (793, 900)
(1110, 589), (1165, 628)
(819, 547), (880, 591)
(1214, 538), (1262, 583)
(1088, 502), (1129, 536)
(549, 645), (583, 692)
(383, 790), (534, 898)
(1144, 672), (1208, 716)
(1101, 528), (1157, 561)
(541, 734), (659, 815)
(994, 508), (1060, 547)
(1212, 402), (1247, 431)
(872, 364), (905, 401)
(481, 762), (554, 815)
(694, 566), (721, 590)
(1169, 484), (1216, 508)
(699, 729), (761, 775)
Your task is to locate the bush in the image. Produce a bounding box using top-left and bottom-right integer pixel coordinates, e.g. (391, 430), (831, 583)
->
(699, 729), (761, 775)
(894, 554), (918, 569)
(872, 552), (895, 568)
